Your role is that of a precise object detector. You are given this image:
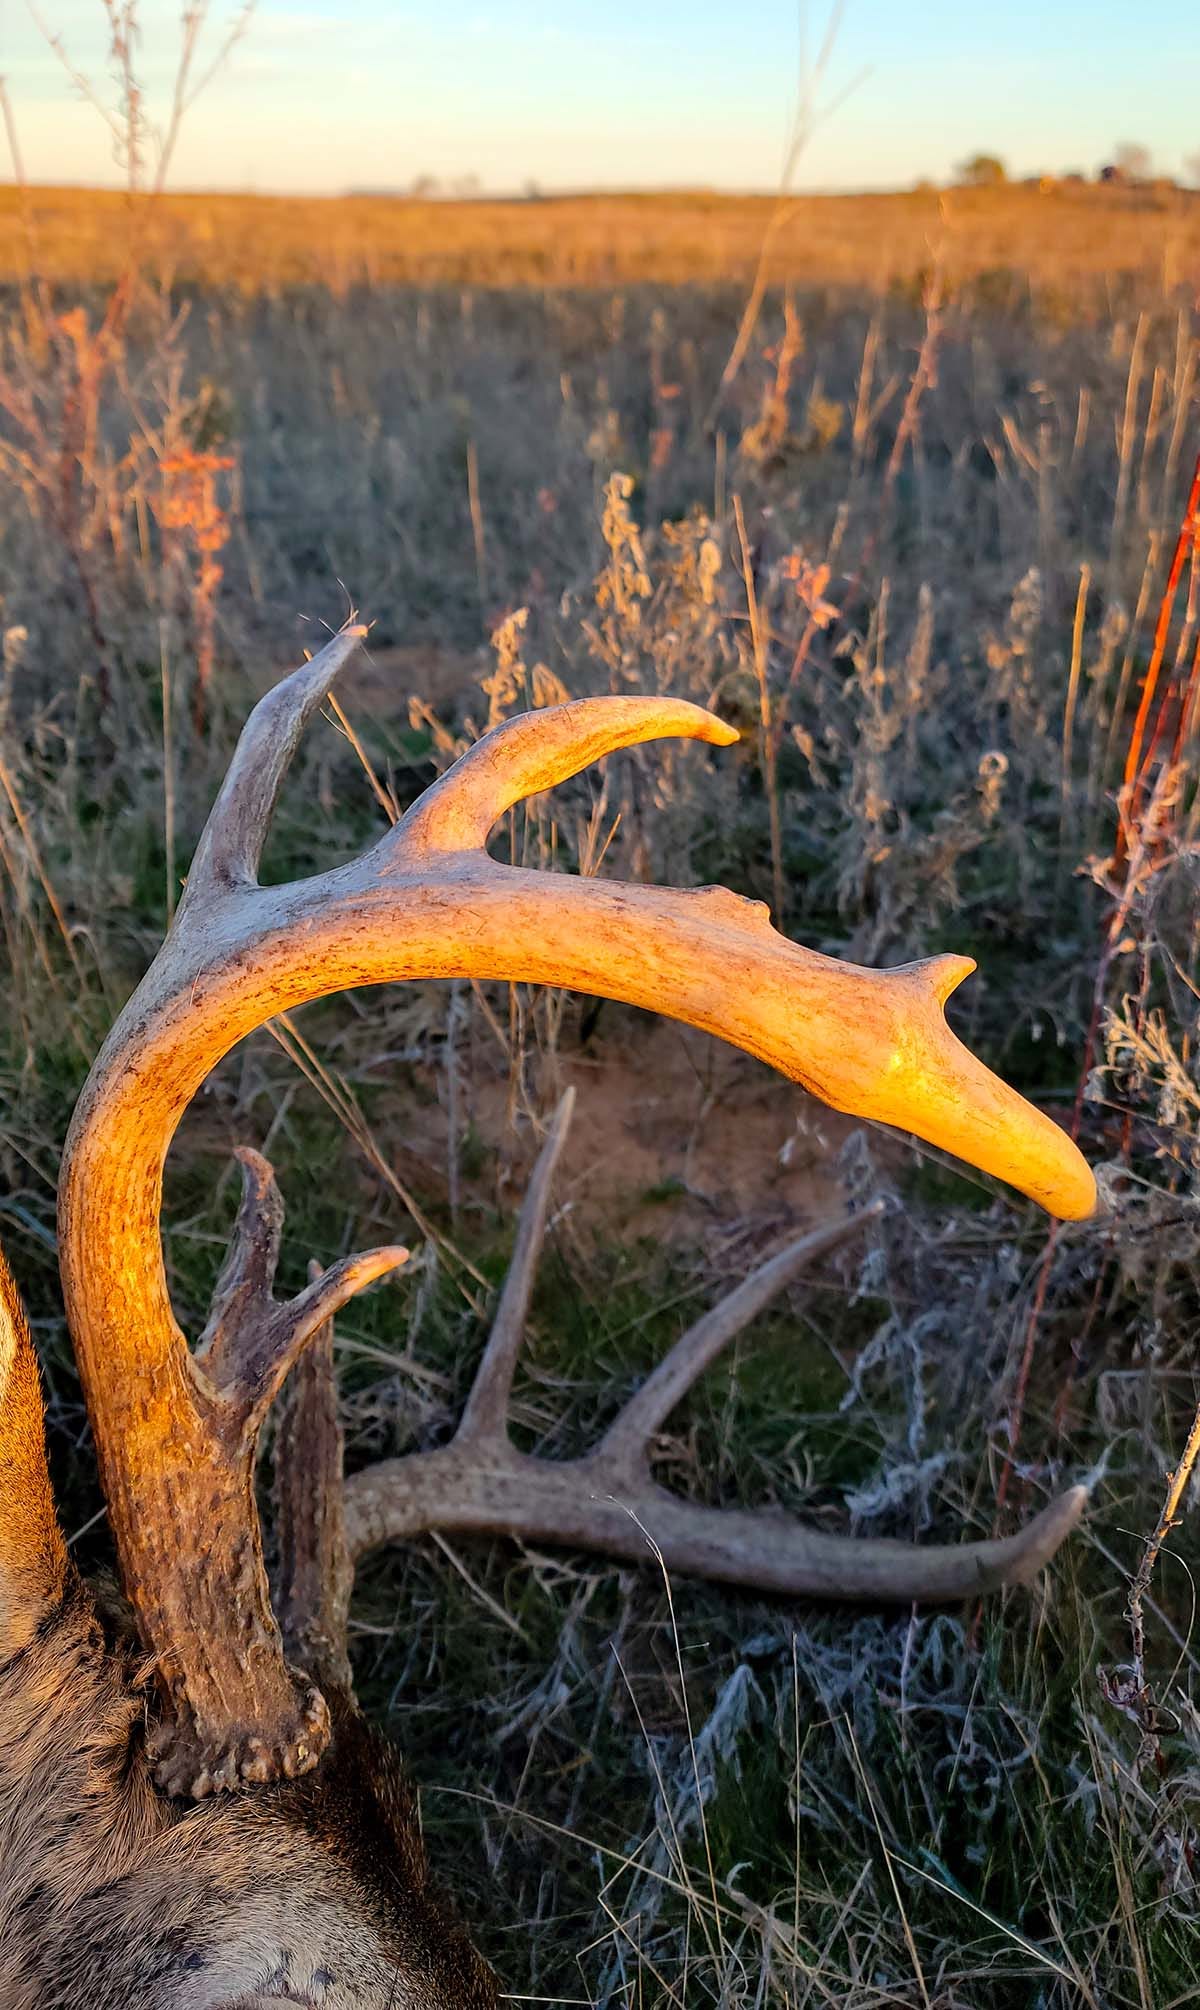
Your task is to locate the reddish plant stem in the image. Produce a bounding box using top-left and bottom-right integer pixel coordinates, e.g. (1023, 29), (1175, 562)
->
(1117, 448), (1200, 865)
(1168, 588), (1200, 773)
(999, 829), (1151, 1507)
(1004, 449), (1200, 1493)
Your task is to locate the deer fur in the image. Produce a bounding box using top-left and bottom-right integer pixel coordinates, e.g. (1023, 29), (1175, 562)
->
(0, 1578), (496, 2008)
(0, 1252), (495, 2007)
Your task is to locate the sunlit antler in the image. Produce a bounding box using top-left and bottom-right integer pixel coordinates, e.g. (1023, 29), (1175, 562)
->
(0, 1249), (68, 1656)
(343, 1092), (1087, 1605)
(58, 623), (1094, 1796)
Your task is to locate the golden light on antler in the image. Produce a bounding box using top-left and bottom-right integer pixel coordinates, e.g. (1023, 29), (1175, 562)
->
(783, 948), (1096, 1222)
(0, 1251), (68, 1655)
(57, 623), (1094, 1795)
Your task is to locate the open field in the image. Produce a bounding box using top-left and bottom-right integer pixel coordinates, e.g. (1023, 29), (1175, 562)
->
(2, 183), (1200, 2002)
(2, 177), (1199, 294)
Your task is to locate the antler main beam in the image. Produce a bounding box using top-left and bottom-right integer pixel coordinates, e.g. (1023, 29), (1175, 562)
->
(344, 1447), (1087, 1603)
(58, 624), (1095, 1795)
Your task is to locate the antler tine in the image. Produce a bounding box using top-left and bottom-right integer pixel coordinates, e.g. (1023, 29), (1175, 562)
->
(393, 698), (737, 854)
(272, 1263), (354, 1697)
(182, 621), (368, 905)
(455, 1087), (576, 1448)
(198, 1147), (285, 1363)
(197, 1147), (409, 1446)
(59, 661), (1095, 1797)
(596, 1202), (885, 1479)
(211, 1246), (411, 1447)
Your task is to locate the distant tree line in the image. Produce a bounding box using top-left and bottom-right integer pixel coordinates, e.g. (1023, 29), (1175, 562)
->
(955, 144), (1200, 189)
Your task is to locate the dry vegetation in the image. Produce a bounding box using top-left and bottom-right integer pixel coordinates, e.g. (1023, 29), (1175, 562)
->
(1, 177), (1198, 294)
(3, 169), (1200, 2005)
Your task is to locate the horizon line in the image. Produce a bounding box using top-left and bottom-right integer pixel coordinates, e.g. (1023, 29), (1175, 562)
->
(0, 173), (1178, 204)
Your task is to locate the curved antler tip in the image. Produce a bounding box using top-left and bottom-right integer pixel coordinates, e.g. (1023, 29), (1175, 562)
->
(1053, 1167), (1098, 1222)
(1018, 1133), (1096, 1222)
(306, 622), (368, 652)
(998, 1483), (1088, 1587)
(356, 1244), (411, 1279)
(319, 1246), (411, 1306)
(872, 955), (1096, 1222)
(1043, 1481), (1090, 1530)
(393, 693), (739, 855)
(279, 624), (367, 702)
(296, 624), (366, 673)
(923, 952), (977, 1006)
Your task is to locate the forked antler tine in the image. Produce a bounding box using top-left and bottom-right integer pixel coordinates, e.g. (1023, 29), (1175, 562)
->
(196, 1147), (409, 1443)
(454, 1087), (576, 1447)
(393, 698), (738, 854)
(214, 1246), (410, 1444)
(181, 621), (368, 905)
(596, 1202), (885, 1478)
(197, 1147), (285, 1360)
(272, 1262), (354, 1696)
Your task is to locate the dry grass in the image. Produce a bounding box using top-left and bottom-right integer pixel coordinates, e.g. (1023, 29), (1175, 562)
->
(1, 178), (1198, 296)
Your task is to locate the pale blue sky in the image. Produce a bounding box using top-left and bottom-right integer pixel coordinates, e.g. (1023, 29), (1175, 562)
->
(0, 0), (1196, 194)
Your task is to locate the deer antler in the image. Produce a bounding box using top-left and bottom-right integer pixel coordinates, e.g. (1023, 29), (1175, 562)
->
(0, 1248), (68, 1656)
(343, 1091), (1087, 1604)
(58, 623), (1094, 1796)
(272, 1261), (355, 1698)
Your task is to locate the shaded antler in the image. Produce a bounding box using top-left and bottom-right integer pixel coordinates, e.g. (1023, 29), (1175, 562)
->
(272, 1261), (354, 1697)
(58, 624), (1094, 1795)
(344, 1095), (1087, 1604)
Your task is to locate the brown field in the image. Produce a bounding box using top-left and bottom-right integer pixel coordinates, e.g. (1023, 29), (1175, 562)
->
(2, 177), (1198, 294)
